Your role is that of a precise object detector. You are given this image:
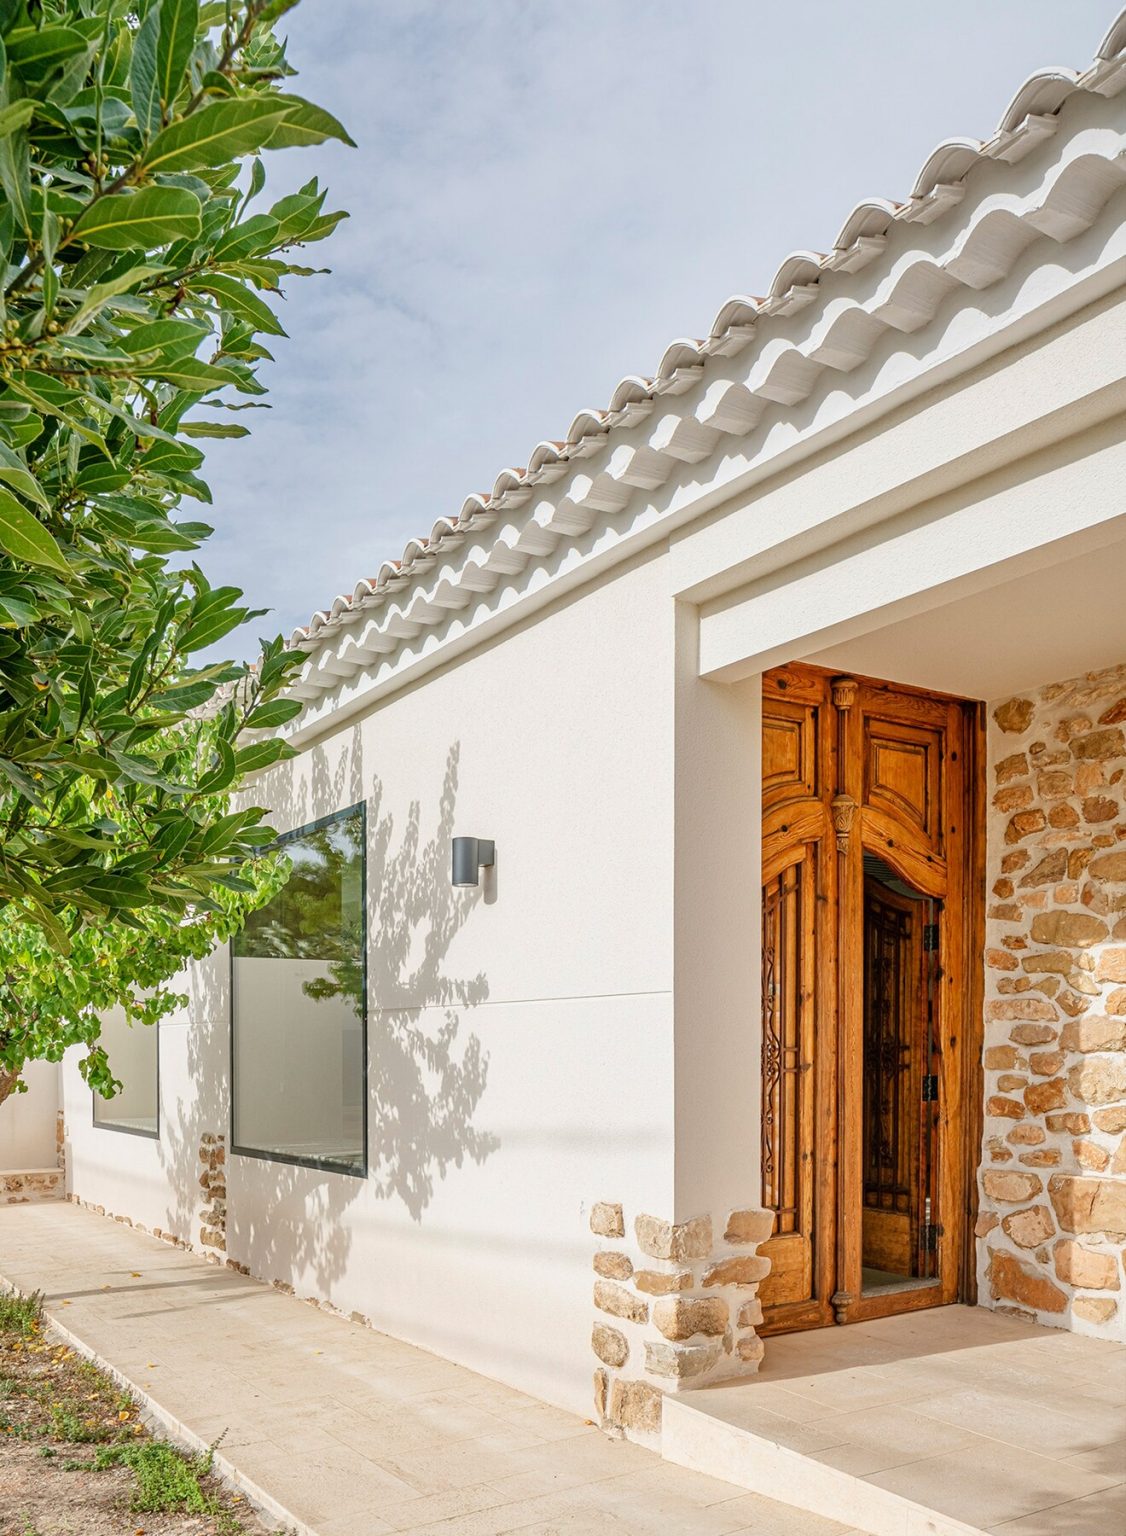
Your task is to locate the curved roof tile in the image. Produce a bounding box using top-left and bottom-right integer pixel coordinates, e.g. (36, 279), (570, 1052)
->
(285, 9), (1126, 667)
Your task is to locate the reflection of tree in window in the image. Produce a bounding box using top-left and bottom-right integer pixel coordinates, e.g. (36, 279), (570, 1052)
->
(235, 809), (364, 1017)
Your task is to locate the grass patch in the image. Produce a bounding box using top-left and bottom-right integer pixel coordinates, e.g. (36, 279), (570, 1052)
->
(0, 1284), (266, 1533)
(0, 1290), (42, 1338)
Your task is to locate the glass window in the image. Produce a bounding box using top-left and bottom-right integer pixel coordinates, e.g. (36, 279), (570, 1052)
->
(231, 805), (366, 1175)
(92, 1006), (159, 1137)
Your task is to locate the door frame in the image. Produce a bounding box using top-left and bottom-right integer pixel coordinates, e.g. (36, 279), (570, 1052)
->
(759, 663), (986, 1333)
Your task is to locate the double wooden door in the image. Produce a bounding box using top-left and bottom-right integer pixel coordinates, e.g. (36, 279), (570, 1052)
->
(757, 663), (977, 1332)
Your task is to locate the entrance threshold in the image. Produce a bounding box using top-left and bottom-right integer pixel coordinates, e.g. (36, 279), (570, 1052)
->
(861, 1267), (935, 1298)
(661, 1307), (1124, 1536)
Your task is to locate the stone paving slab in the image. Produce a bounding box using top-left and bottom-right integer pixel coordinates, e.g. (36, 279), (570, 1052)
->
(0, 1203), (864, 1536)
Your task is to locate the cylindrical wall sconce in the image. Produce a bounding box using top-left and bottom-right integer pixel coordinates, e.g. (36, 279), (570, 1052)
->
(452, 836), (495, 887)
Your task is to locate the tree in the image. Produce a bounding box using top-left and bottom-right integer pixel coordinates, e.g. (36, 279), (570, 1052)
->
(0, 0), (349, 939)
(0, 0), (350, 1103)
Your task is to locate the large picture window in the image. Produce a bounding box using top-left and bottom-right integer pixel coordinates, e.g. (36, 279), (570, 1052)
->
(92, 1006), (159, 1138)
(231, 804), (367, 1176)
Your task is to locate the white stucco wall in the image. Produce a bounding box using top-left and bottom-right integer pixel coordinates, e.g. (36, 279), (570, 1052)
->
(64, 551), (686, 1415)
(0, 1060), (59, 1170)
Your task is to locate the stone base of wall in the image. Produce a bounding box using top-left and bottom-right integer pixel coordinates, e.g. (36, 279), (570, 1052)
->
(2, 1169), (64, 1205)
(198, 1134), (226, 1262)
(589, 1199), (774, 1445)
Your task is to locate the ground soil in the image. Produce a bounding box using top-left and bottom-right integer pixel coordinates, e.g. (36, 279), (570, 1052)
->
(0, 1301), (286, 1536)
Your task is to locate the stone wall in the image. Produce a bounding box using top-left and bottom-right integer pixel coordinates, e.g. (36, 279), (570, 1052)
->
(590, 1199), (773, 1446)
(979, 663), (1126, 1338)
(198, 1133), (227, 1261)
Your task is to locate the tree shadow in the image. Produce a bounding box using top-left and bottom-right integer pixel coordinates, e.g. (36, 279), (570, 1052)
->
(154, 734), (498, 1304)
(366, 742), (498, 1220)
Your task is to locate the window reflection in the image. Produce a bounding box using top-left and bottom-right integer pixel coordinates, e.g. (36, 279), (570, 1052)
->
(232, 805), (366, 1175)
(93, 1006), (159, 1137)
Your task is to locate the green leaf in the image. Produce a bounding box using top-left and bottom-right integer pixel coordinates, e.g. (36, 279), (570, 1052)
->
(244, 697), (302, 729)
(5, 26), (89, 84)
(71, 186), (202, 250)
(144, 356), (244, 391)
(142, 99), (295, 174)
(130, 0), (163, 140)
(178, 420), (248, 438)
(0, 99), (34, 139)
(193, 273), (286, 335)
(264, 94), (356, 150)
(197, 737), (234, 793)
(0, 107), (31, 236)
(0, 489), (68, 574)
(71, 264), (169, 327)
(233, 738), (292, 776)
(156, 0), (199, 122)
(0, 441), (49, 511)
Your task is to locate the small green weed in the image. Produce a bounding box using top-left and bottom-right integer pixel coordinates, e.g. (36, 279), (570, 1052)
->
(0, 1290), (42, 1338)
(94, 1438), (217, 1513)
(48, 1398), (110, 1444)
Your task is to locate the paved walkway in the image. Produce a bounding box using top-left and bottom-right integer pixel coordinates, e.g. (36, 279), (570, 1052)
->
(0, 1203), (862, 1536)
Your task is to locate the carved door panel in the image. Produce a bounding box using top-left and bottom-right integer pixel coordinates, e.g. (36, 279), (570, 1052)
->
(759, 665), (974, 1332)
(758, 668), (836, 1332)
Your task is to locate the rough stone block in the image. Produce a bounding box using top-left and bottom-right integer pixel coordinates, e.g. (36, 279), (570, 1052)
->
(592, 1322), (629, 1368)
(1052, 1240), (1120, 1290)
(608, 1378), (662, 1436)
(702, 1256), (770, 1288)
(635, 1213), (711, 1263)
(590, 1202), (625, 1238)
(652, 1296), (729, 1341)
(1049, 1175), (1126, 1238)
(643, 1339), (721, 1380)
(1068, 1059), (1126, 1107)
(723, 1209), (775, 1246)
(982, 1170), (1043, 1204)
(1024, 1078), (1066, 1115)
(593, 1251), (633, 1281)
(994, 698), (1034, 734)
(735, 1333), (765, 1365)
(1030, 912), (1108, 948)
(1072, 1296), (1119, 1325)
(633, 1269), (692, 1296)
(737, 1297), (763, 1329)
(594, 1281), (648, 1326)
(988, 1250), (1067, 1314)
(1001, 1205), (1055, 1249)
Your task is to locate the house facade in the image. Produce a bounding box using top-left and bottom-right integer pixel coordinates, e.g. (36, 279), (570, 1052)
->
(22, 11), (1126, 1445)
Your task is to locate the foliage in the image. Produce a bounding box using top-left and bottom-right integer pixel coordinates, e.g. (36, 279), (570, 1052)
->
(0, 825), (288, 1099)
(0, 0), (351, 957)
(0, 1287), (42, 1337)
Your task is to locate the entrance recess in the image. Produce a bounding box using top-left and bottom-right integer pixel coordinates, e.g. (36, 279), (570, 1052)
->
(757, 663), (980, 1332)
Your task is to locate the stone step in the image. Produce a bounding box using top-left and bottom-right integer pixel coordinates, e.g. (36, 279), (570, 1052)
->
(662, 1392), (985, 1536)
(1, 1170), (65, 1205)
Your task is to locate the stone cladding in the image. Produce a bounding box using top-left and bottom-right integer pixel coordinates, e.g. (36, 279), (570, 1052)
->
(589, 1200), (774, 1445)
(198, 1133), (227, 1261)
(979, 663), (1126, 1337)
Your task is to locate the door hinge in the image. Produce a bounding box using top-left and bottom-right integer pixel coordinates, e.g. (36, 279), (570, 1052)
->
(923, 923), (940, 952)
(922, 1222), (944, 1253)
(921, 1074), (939, 1102)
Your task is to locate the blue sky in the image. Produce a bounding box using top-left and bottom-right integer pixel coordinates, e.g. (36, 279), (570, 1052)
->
(200, 1), (1114, 655)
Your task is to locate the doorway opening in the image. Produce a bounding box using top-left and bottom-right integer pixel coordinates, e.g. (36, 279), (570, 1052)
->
(860, 854), (939, 1297)
(757, 663), (983, 1334)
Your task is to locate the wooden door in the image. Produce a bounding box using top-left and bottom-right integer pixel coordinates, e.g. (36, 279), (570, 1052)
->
(757, 666), (836, 1331)
(759, 664), (977, 1332)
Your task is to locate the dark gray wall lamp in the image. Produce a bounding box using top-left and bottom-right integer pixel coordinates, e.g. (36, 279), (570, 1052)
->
(452, 837), (495, 887)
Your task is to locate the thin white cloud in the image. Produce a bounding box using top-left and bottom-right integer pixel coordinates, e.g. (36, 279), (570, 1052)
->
(199, 0), (1112, 652)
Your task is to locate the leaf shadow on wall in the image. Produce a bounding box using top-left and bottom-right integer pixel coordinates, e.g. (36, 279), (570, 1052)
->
(366, 742), (498, 1221)
(157, 736), (498, 1303)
